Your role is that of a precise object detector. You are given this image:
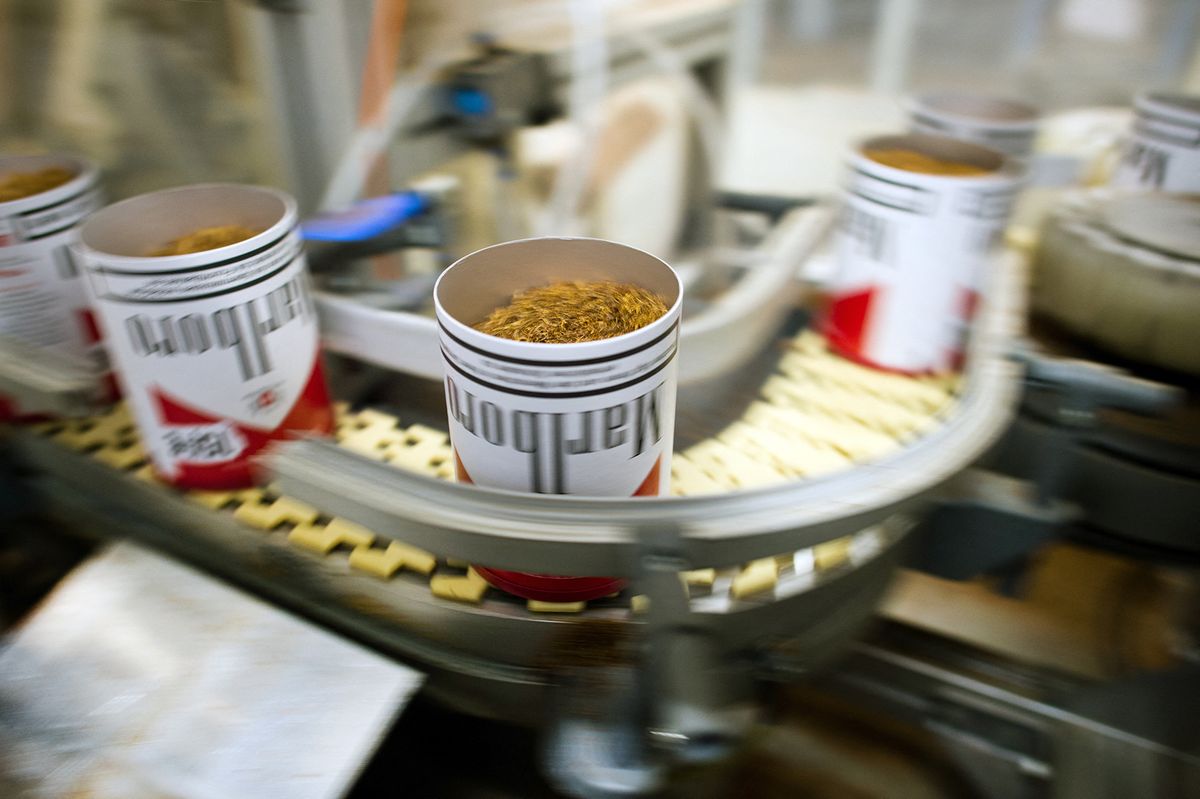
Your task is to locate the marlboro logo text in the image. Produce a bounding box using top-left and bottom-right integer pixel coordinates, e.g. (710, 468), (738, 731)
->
(840, 204), (891, 264)
(1120, 140), (1170, 189)
(446, 375), (665, 494)
(123, 274), (313, 381)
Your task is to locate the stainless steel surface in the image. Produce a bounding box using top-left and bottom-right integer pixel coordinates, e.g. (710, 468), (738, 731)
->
(3, 182), (1026, 795)
(315, 204), (834, 385)
(0, 541), (424, 799)
(12, 425), (908, 675)
(239, 0), (357, 213)
(12, 439), (546, 690)
(498, 1), (737, 111)
(905, 469), (1078, 580)
(992, 414), (1200, 554)
(814, 627), (1200, 799)
(5, 243), (1025, 739)
(991, 330), (1199, 554)
(1017, 348), (1184, 418)
(270, 250), (1023, 576)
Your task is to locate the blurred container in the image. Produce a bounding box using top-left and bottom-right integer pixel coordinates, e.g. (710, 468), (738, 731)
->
(434, 237), (681, 602)
(1032, 192), (1200, 375)
(824, 133), (1020, 373)
(908, 91), (1040, 160)
(76, 184), (333, 489)
(1111, 91), (1200, 193)
(0, 154), (105, 419)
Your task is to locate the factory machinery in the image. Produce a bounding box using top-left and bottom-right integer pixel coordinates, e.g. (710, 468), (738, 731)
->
(2, 3), (1199, 798)
(4, 214), (1196, 798)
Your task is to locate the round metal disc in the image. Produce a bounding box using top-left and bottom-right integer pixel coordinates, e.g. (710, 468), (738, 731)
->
(1100, 194), (1200, 261)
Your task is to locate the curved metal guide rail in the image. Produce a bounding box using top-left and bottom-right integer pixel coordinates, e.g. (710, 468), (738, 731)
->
(261, 250), (1025, 693)
(269, 250), (1025, 578)
(9, 248), (1025, 730)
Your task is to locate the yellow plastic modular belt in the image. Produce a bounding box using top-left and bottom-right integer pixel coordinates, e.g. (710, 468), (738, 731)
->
(31, 332), (957, 613)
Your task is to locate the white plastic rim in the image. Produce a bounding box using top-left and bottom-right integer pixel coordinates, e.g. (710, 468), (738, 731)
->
(1034, 195), (1200, 374)
(0, 153), (104, 416)
(1100, 193), (1200, 262)
(0, 153), (99, 223)
(76, 183), (333, 488)
(825, 133), (1021, 373)
(1133, 91), (1200, 128)
(907, 91), (1039, 158)
(1112, 91), (1200, 193)
(434, 236), (682, 498)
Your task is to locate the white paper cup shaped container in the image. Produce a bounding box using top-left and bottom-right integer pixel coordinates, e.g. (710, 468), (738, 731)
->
(434, 237), (682, 602)
(1112, 92), (1200, 193)
(908, 91), (1040, 160)
(76, 184), (334, 489)
(824, 133), (1022, 374)
(0, 153), (105, 418)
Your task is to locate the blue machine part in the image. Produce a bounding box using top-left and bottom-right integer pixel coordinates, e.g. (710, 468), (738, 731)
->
(301, 192), (430, 243)
(450, 86), (494, 118)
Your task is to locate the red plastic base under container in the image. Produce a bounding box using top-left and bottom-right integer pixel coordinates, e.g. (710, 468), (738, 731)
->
(472, 567), (625, 603)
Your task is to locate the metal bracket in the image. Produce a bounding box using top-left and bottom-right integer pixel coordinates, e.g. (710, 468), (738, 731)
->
(635, 523), (751, 765)
(1011, 343), (1182, 504)
(907, 469), (1079, 582)
(542, 524), (752, 798)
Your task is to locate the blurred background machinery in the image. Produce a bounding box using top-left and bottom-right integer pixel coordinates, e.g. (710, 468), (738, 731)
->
(1, 1), (1199, 797)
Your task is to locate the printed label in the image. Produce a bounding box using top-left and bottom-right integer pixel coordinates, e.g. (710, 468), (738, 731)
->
(1113, 110), (1200, 193)
(849, 170), (938, 216)
(828, 160), (1013, 372)
(839, 204), (894, 264)
(163, 421), (247, 464)
(440, 319), (678, 496)
(11, 187), (102, 242)
(82, 229), (332, 485)
(957, 186), (1018, 222)
(90, 233), (302, 304)
(120, 272), (314, 382)
(1115, 139), (1172, 190)
(1132, 112), (1200, 148)
(0, 185), (103, 416)
(910, 115), (1036, 158)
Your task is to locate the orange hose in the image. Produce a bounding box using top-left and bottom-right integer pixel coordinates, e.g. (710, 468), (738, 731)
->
(358, 0), (409, 128)
(357, 0), (409, 278)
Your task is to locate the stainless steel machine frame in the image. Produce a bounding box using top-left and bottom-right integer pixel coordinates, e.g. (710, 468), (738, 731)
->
(6, 243), (1026, 796)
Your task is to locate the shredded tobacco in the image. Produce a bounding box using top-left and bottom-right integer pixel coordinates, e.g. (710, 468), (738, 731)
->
(0, 167), (76, 202)
(476, 280), (668, 343)
(864, 148), (993, 177)
(149, 225), (261, 256)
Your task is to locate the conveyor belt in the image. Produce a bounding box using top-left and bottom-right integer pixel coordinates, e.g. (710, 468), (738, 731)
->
(27, 331), (958, 613)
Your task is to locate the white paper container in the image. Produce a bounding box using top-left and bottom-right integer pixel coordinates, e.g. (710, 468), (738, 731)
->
(824, 133), (1021, 373)
(435, 237), (681, 498)
(0, 153), (104, 417)
(1111, 91), (1200, 193)
(76, 184), (333, 488)
(908, 91), (1040, 159)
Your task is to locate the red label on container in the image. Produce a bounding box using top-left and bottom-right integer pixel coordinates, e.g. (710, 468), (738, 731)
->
(82, 227), (332, 487)
(150, 361), (333, 489)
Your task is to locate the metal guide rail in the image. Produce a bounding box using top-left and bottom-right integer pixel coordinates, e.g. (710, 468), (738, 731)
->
(6, 253), (1025, 713)
(266, 253), (1023, 578)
